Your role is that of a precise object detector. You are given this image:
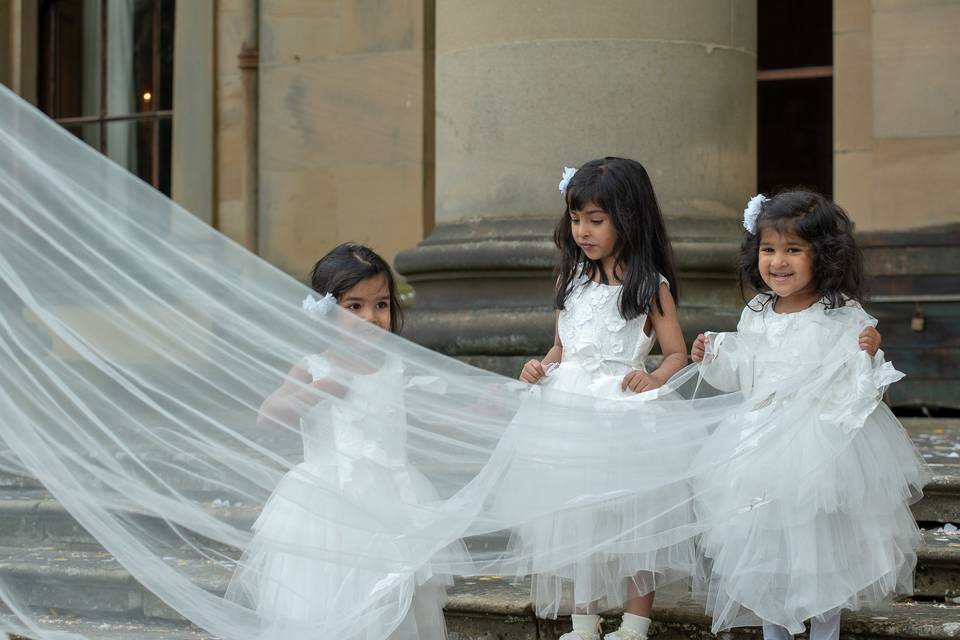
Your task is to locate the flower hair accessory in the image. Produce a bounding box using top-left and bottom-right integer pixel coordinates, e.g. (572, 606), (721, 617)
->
(302, 293), (337, 319)
(558, 167), (578, 194)
(742, 193), (768, 234)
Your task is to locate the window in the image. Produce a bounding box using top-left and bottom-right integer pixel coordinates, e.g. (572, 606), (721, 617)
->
(757, 1), (833, 197)
(38, 0), (175, 195)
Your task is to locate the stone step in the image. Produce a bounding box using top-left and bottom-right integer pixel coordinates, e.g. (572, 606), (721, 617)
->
(5, 482), (953, 556)
(446, 578), (960, 640)
(906, 418), (960, 524)
(0, 451), (955, 553)
(1, 482), (958, 600)
(0, 613), (213, 640)
(0, 541), (957, 629)
(918, 526), (960, 598)
(914, 465), (960, 524)
(0, 546), (232, 622)
(904, 418), (960, 467)
(0, 488), (256, 551)
(4, 580), (959, 640)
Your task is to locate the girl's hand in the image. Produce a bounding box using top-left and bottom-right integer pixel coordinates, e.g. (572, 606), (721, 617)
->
(858, 326), (881, 356)
(519, 359), (547, 384)
(691, 333), (709, 363)
(621, 370), (661, 393)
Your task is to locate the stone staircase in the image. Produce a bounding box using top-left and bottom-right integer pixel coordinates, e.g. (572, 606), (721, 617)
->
(0, 419), (958, 639)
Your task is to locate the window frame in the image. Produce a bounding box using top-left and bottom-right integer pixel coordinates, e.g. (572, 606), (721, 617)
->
(38, 0), (173, 191)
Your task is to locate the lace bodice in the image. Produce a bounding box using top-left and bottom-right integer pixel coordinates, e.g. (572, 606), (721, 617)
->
(701, 295), (891, 395)
(557, 272), (667, 376)
(300, 355), (408, 470)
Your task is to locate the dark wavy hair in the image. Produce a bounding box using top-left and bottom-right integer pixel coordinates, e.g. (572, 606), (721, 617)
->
(309, 243), (403, 332)
(737, 189), (864, 310)
(554, 157), (679, 320)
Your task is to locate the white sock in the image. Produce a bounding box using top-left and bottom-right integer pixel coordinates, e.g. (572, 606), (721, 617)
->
(620, 612), (651, 637)
(810, 611), (841, 640)
(762, 622), (794, 640)
(571, 614), (600, 636)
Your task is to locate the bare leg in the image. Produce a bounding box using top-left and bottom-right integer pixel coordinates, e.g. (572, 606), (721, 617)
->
(624, 575), (654, 617)
(623, 593), (654, 617)
(605, 577), (654, 639)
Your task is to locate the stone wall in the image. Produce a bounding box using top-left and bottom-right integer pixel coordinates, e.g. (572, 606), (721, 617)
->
(397, 0), (757, 374)
(834, 0), (960, 231)
(255, 0), (431, 278)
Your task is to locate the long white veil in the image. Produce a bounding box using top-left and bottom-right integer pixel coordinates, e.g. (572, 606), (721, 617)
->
(0, 84), (893, 640)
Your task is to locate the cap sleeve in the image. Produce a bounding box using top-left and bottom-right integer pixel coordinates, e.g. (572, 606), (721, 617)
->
(301, 354), (332, 382)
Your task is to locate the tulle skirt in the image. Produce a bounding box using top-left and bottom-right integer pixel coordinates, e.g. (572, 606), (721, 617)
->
(226, 458), (465, 640)
(694, 402), (929, 634)
(491, 362), (699, 618)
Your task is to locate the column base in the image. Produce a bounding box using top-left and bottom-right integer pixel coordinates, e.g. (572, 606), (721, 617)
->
(396, 215), (746, 376)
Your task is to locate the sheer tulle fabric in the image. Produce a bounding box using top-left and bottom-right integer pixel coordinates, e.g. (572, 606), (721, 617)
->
(0, 85), (922, 640)
(490, 271), (701, 616)
(694, 300), (929, 634)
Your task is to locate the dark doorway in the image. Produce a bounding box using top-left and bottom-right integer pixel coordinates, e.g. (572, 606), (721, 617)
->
(757, 1), (833, 197)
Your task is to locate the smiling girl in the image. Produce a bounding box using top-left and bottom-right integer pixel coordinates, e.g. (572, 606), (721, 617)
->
(691, 191), (927, 640)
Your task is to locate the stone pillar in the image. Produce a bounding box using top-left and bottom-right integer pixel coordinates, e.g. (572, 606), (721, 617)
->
(5, 0), (37, 103)
(257, 0), (431, 278)
(0, 1), (10, 87)
(397, 1), (757, 375)
(214, 0), (260, 252)
(172, 1), (215, 225)
(834, 0), (960, 231)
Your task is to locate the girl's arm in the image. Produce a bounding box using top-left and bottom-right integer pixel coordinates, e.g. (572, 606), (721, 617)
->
(520, 311), (562, 383)
(648, 284), (688, 384)
(257, 364), (347, 428)
(622, 283), (687, 392)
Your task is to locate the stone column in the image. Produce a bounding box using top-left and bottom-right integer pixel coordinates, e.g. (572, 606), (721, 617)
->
(0, 2), (10, 88)
(5, 0), (37, 103)
(257, 0), (431, 277)
(397, 0), (757, 375)
(172, 1), (215, 225)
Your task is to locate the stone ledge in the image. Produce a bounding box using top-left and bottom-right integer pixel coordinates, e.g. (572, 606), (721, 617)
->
(913, 465), (960, 523)
(0, 546), (958, 639)
(447, 580), (960, 640)
(1, 566), (958, 640)
(0, 515), (958, 600)
(0, 612), (213, 640)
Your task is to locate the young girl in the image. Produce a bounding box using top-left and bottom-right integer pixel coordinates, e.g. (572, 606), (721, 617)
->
(504, 157), (692, 640)
(227, 243), (462, 640)
(691, 191), (928, 640)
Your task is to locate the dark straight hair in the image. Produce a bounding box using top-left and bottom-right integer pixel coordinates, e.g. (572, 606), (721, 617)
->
(309, 242), (403, 332)
(554, 157), (679, 320)
(737, 189), (865, 310)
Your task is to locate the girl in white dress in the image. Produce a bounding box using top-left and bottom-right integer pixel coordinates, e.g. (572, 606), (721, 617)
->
(691, 191), (927, 640)
(503, 158), (692, 640)
(226, 243), (462, 640)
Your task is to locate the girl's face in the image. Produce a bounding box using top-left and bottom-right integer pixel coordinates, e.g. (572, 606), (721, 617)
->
(758, 227), (817, 306)
(337, 273), (392, 331)
(570, 201), (618, 269)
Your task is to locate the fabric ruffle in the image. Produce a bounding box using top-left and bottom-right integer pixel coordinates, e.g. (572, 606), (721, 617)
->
(693, 302), (929, 634)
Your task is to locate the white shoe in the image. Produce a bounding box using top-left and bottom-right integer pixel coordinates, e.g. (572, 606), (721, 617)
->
(603, 628), (647, 640)
(603, 613), (651, 640)
(560, 614), (601, 640)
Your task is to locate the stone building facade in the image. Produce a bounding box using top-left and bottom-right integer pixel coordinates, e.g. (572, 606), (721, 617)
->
(2, 0), (958, 407)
